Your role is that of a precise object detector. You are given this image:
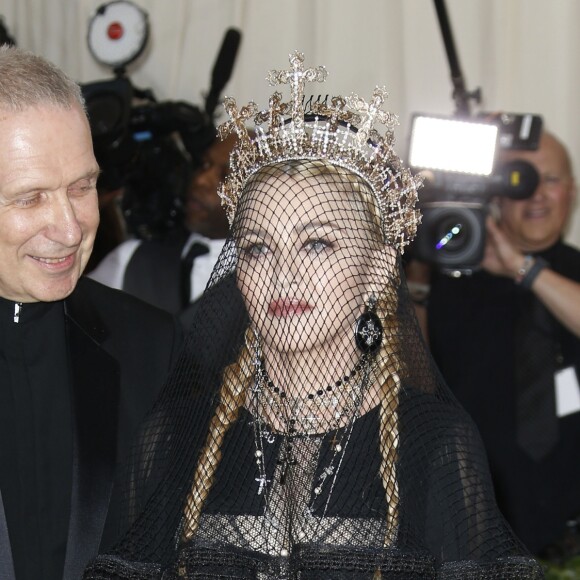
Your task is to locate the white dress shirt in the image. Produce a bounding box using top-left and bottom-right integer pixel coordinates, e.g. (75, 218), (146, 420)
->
(88, 234), (225, 303)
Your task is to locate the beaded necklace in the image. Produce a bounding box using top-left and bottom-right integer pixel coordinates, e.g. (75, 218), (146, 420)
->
(251, 353), (372, 497)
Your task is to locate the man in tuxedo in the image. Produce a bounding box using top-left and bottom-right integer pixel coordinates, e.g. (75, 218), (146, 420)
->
(0, 46), (182, 580)
(89, 133), (237, 317)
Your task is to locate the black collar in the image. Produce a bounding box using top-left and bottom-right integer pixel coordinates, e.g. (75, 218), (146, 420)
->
(64, 277), (109, 345)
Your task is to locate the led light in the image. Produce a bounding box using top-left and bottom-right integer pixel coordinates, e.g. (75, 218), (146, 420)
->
(409, 116), (498, 176)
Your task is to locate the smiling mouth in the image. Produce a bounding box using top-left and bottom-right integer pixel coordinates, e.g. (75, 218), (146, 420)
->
(524, 207), (549, 219)
(268, 299), (312, 317)
(30, 254), (76, 269)
(34, 256), (70, 263)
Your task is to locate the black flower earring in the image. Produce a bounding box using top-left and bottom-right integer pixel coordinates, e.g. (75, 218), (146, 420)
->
(354, 294), (383, 355)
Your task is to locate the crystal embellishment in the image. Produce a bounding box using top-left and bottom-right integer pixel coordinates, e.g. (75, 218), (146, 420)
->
(217, 51), (422, 251)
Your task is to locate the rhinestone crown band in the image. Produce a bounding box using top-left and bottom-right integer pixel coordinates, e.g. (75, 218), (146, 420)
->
(217, 51), (422, 250)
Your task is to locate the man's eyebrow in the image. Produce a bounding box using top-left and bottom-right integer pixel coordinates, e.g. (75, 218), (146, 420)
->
(72, 168), (101, 182)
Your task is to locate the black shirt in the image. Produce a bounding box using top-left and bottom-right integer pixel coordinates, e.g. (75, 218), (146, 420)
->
(0, 298), (72, 580)
(428, 240), (580, 553)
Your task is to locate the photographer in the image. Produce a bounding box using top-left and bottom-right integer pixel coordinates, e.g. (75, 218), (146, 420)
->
(409, 130), (580, 558)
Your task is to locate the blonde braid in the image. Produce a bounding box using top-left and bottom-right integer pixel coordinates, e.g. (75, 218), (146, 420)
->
(370, 287), (401, 580)
(181, 330), (257, 543)
(375, 285), (401, 546)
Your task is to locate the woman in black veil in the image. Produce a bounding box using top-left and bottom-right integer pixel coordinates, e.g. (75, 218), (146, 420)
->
(85, 52), (543, 579)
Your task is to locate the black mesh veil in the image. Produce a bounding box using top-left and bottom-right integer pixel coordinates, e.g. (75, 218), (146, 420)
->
(85, 161), (542, 579)
(84, 52), (542, 579)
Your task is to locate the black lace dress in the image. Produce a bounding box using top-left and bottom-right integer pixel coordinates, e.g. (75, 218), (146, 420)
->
(86, 382), (543, 579)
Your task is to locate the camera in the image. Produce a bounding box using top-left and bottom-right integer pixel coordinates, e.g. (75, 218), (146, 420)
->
(82, 2), (240, 242)
(408, 113), (542, 275)
(81, 76), (215, 240)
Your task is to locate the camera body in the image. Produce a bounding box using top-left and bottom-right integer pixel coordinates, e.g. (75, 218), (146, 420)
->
(409, 113), (542, 275)
(81, 76), (215, 240)
(414, 174), (490, 274)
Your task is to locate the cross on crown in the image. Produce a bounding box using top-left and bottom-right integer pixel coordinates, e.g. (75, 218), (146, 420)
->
(266, 50), (327, 130)
(254, 92), (290, 132)
(346, 87), (397, 146)
(311, 96), (360, 132)
(218, 96), (258, 147)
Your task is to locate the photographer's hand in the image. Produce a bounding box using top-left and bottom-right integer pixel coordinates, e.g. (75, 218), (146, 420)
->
(483, 216), (580, 337)
(481, 216), (525, 279)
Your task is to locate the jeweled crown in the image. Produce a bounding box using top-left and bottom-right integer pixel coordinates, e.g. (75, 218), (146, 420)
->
(217, 51), (422, 250)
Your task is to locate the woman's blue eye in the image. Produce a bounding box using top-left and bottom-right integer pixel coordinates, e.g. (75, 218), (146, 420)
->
(245, 244), (268, 257)
(305, 239), (330, 254)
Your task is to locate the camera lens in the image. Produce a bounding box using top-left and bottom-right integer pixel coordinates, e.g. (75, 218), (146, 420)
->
(430, 208), (484, 265)
(414, 204), (486, 270)
(435, 215), (471, 253)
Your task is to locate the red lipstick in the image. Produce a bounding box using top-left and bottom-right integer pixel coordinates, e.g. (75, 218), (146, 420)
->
(268, 298), (312, 317)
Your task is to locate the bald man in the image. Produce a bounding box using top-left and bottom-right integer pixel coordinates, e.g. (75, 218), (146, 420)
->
(426, 131), (580, 558)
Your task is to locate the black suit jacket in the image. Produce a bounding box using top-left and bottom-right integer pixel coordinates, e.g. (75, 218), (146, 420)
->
(0, 277), (183, 580)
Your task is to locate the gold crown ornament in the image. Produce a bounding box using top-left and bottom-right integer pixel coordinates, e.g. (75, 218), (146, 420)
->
(217, 51), (422, 251)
